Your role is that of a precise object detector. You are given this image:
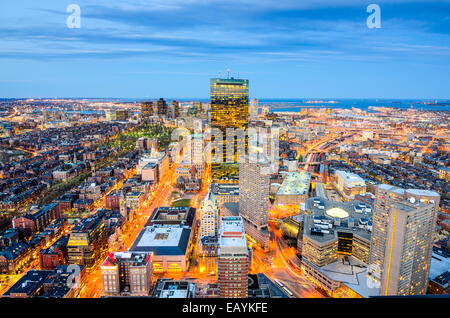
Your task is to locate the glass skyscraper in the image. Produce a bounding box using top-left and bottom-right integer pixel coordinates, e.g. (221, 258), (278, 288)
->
(210, 78), (249, 183)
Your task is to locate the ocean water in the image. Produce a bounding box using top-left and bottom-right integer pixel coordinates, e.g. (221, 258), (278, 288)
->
(258, 99), (450, 112)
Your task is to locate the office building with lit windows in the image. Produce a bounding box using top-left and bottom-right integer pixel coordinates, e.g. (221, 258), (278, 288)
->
(218, 216), (249, 298)
(101, 252), (153, 297)
(141, 101), (154, 118)
(239, 160), (271, 251)
(67, 217), (108, 266)
(210, 77), (249, 183)
(369, 184), (440, 293)
(368, 184), (440, 296)
(157, 98), (168, 116)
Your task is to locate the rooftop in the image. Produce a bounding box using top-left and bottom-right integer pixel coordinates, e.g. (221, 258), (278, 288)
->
(277, 171), (311, 196)
(130, 225), (191, 256)
(304, 196), (373, 243)
(2, 270), (52, 297)
(219, 216), (247, 248)
(335, 170), (365, 186)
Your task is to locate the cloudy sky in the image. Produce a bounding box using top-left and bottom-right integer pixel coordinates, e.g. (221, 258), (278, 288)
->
(0, 0), (449, 99)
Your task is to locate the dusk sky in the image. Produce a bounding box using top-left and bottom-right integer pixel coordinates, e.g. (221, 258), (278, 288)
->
(1, 0), (449, 99)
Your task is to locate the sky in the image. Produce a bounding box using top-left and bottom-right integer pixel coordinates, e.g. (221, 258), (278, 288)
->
(0, 0), (449, 99)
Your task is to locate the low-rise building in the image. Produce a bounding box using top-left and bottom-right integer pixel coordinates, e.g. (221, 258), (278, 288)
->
(130, 224), (192, 273)
(101, 252), (153, 296)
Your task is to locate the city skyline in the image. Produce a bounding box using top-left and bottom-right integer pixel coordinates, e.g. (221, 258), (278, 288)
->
(0, 0), (449, 305)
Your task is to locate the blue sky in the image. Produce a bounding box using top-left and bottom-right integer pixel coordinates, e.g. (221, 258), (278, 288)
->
(0, 0), (449, 99)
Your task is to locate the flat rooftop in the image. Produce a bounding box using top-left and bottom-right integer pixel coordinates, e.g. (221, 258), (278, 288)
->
(219, 216), (247, 248)
(277, 171), (311, 196)
(153, 279), (196, 298)
(3, 270), (52, 297)
(304, 196), (373, 243)
(336, 170), (365, 185)
(430, 250), (450, 280)
(130, 225), (191, 256)
(211, 183), (239, 196)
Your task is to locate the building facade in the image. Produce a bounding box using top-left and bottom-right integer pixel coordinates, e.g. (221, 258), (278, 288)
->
(239, 160), (270, 251)
(210, 78), (249, 183)
(101, 252), (153, 296)
(218, 216), (249, 298)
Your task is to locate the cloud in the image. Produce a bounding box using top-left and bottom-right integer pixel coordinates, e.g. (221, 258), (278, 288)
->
(0, 0), (448, 65)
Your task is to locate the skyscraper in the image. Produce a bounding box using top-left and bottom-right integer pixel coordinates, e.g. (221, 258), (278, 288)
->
(172, 100), (180, 118)
(238, 159), (271, 251)
(369, 184), (440, 295)
(218, 216), (249, 298)
(380, 199), (436, 296)
(157, 98), (168, 117)
(210, 77), (249, 183)
(249, 98), (259, 121)
(141, 101), (154, 119)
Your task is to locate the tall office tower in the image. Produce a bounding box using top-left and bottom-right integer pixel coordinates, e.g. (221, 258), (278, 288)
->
(380, 199), (437, 296)
(42, 110), (51, 122)
(115, 109), (129, 121)
(249, 98), (259, 121)
(101, 252), (153, 296)
(370, 185), (408, 271)
(157, 98), (168, 116)
(172, 100), (180, 118)
(218, 216), (249, 298)
(141, 101), (154, 118)
(210, 77), (249, 183)
(200, 191), (220, 237)
(369, 184), (440, 295)
(238, 159), (271, 251)
(193, 101), (202, 117)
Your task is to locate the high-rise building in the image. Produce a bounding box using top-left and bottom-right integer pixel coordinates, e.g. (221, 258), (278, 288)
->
(141, 101), (154, 118)
(218, 216), (249, 298)
(183, 134), (205, 172)
(369, 184), (440, 295)
(238, 160), (271, 251)
(101, 252), (153, 296)
(200, 191), (220, 238)
(157, 98), (168, 117)
(106, 109), (129, 122)
(249, 98), (259, 121)
(210, 77), (249, 183)
(380, 199), (437, 296)
(115, 109), (129, 121)
(173, 100), (180, 118)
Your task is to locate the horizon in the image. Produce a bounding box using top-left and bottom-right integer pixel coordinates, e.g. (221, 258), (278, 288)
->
(2, 97), (450, 101)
